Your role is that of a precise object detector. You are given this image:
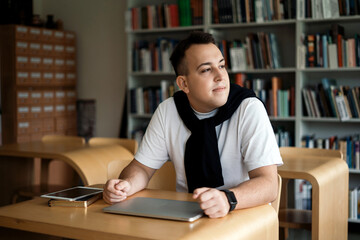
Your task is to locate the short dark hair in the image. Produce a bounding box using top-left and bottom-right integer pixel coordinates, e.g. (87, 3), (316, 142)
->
(170, 31), (215, 76)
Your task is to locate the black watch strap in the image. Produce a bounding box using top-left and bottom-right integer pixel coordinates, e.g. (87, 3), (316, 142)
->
(221, 189), (237, 212)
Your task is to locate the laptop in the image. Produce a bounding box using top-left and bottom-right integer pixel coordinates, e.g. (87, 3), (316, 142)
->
(103, 197), (204, 222)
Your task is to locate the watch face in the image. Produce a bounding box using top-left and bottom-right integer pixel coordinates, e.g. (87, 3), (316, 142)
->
(228, 191), (237, 204)
(222, 190), (237, 211)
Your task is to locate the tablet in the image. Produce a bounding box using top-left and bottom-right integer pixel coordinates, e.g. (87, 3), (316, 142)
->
(41, 186), (103, 201)
(103, 197), (204, 222)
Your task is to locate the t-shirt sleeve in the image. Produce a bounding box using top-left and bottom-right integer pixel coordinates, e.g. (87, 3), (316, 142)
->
(134, 103), (169, 169)
(239, 98), (283, 172)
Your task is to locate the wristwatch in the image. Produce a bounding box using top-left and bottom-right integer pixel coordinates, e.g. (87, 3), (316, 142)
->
(221, 189), (237, 212)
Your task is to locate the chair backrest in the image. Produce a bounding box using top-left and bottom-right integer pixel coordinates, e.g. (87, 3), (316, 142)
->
(42, 135), (85, 144)
(279, 146), (342, 159)
(271, 174), (282, 214)
(89, 137), (138, 155)
(107, 160), (176, 191)
(107, 159), (132, 180)
(41, 135), (85, 186)
(147, 161), (176, 191)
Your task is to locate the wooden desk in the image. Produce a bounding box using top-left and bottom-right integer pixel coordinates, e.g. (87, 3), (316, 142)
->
(0, 141), (134, 206)
(278, 150), (349, 240)
(0, 189), (278, 240)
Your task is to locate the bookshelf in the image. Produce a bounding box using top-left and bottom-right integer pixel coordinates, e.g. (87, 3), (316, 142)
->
(126, 0), (360, 223)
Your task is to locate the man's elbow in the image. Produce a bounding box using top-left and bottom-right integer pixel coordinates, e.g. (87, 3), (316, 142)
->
(267, 175), (279, 203)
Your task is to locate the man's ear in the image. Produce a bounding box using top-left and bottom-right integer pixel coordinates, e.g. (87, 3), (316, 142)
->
(176, 75), (189, 93)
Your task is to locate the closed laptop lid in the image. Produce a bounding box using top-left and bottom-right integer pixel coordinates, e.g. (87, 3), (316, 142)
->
(103, 197), (204, 222)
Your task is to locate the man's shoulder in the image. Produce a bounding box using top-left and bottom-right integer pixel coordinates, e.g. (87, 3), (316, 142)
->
(155, 97), (179, 119)
(159, 96), (175, 107)
(156, 97), (176, 113)
(237, 97), (263, 111)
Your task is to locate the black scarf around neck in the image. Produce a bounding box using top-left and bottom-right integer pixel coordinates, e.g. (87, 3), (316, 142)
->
(174, 83), (256, 193)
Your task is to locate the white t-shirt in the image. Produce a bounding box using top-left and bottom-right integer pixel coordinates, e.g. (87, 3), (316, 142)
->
(135, 97), (283, 192)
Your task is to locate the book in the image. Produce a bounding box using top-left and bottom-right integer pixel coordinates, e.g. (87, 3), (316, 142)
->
(322, 34), (328, 68)
(348, 186), (359, 219)
(269, 33), (281, 68)
(317, 83), (331, 117)
(234, 73), (246, 87)
(297, 0), (305, 19)
(352, 88), (360, 117)
(306, 35), (316, 67)
(272, 76), (282, 117)
(327, 43), (338, 68)
(302, 88), (314, 117)
(48, 192), (102, 208)
(335, 94), (351, 121)
(347, 38), (356, 67)
(290, 86), (295, 116)
(321, 78), (338, 117)
(337, 34), (343, 67)
(309, 88), (321, 117)
(355, 140), (360, 170)
(339, 86), (353, 118)
(322, 0), (340, 18)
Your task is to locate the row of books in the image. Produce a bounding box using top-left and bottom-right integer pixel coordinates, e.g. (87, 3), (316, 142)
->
(300, 24), (360, 68)
(234, 74), (295, 117)
(130, 80), (178, 115)
(128, 0), (203, 30)
(349, 186), (360, 220)
(297, 0), (360, 19)
(341, 135), (360, 169)
(220, 32), (281, 71)
(212, 0), (296, 24)
(132, 31), (281, 73)
(132, 38), (178, 73)
(302, 78), (360, 120)
(274, 127), (293, 147)
(295, 179), (312, 210)
(302, 134), (360, 169)
(302, 134), (338, 149)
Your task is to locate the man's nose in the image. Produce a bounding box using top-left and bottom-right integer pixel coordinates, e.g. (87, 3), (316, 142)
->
(213, 68), (224, 81)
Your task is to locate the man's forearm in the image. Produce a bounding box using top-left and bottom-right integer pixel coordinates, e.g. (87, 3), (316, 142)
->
(231, 165), (278, 210)
(119, 159), (156, 196)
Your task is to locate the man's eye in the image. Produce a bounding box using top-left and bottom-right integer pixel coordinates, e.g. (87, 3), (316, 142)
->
(201, 68), (211, 73)
(219, 64), (226, 69)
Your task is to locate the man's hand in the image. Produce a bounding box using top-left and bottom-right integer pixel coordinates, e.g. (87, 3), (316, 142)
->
(193, 187), (229, 218)
(103, 179), (131, 204)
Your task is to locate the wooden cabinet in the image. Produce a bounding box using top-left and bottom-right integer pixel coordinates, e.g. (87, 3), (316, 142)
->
(0, 25), (77, 144)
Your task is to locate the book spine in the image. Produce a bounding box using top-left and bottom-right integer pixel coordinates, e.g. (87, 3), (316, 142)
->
(272, 76), (282, 117)
(337, 34), (343, 67)
(306, 35), (316, 67)
(322, 34), (328, 68)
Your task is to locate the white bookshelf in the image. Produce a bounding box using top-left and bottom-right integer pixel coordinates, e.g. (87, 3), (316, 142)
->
(126, 0), (360, 223)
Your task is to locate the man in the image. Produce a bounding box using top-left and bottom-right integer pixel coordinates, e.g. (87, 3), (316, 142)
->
(103, 31), (283, 218)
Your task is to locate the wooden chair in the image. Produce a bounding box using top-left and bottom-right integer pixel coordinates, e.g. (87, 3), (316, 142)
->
(12, 135), (86, 203)
(41, 135), (86, 144)
(89, 137), (138, 154)
(107, 160), (176, 191)
(278, 147), (343, 239)
(271, 174), (282, 214)
(147, 161), (176, 191)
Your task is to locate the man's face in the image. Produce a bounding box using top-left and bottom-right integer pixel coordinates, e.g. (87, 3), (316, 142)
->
(180, 43), (230, 113)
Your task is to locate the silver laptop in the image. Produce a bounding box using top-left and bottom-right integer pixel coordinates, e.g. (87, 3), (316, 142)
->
(103, 197), (204, 222)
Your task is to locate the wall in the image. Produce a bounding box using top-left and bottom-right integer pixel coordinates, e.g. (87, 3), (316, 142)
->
(33, 0), (127, 137)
